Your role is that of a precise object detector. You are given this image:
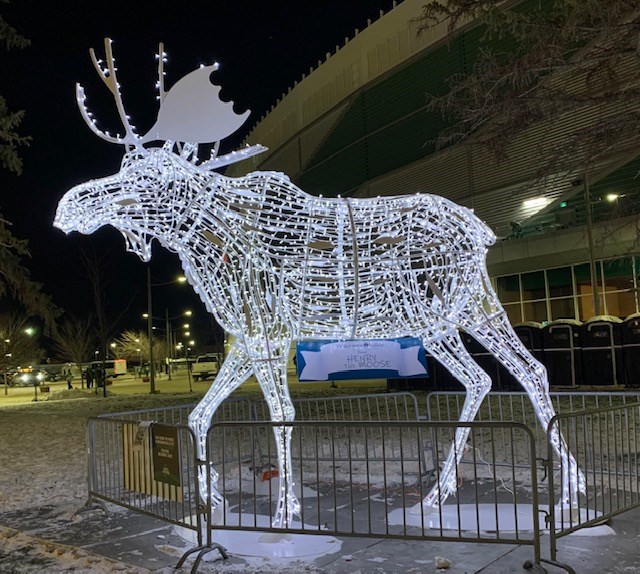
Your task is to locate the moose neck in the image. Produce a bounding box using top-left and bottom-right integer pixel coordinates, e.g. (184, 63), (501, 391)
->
(164, 173), (254, 336)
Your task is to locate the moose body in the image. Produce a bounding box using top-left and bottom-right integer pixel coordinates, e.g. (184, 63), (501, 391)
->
(181, 172), (495, 340)
(54, 39), (584, 529)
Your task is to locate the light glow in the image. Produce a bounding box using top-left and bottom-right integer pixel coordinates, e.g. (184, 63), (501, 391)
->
(523, 197), (548, 209)
(53, 38), (585, 528)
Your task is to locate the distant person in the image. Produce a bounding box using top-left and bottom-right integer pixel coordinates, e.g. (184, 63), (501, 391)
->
(86, 368), (94, 389)
(66, 371), (73, 390)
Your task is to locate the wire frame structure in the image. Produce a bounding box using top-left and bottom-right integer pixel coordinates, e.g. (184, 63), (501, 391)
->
(54, 39), (585, 528)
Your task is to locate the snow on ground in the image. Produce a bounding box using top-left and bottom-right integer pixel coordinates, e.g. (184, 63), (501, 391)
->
(0, 383), (385, 573)
(0, 525), (153, 573)
(0, 390), (211, 514)
(2, 382), (629, 572)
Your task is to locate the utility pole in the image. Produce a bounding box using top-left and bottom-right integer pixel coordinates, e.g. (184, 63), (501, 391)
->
(584, 172), (601, 317)
(165, 308), (172, 380)
(147, 267), (156, 393)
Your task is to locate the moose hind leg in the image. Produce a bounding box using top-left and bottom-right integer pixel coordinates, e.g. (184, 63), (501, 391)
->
(416, 332), (492, 513)
(188, 344), (252, 516)
(469, 310), (585, 508)
(250, 339), (300, 528)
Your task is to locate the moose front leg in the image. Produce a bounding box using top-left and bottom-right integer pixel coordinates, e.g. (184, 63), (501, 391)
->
(248, 338), (300, 528)
(188, 344), (252, 518)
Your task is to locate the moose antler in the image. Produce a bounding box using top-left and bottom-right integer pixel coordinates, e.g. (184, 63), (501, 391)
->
(75, 38), (267, 167)
(156, 42), (167, 102)
(76, 38), (141, 147)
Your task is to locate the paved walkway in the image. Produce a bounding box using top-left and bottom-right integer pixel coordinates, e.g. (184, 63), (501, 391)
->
(2, 497), (639, 573)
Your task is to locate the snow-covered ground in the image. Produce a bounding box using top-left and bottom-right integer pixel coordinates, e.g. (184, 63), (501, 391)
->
(1, 382), (636, 573)
(0, 384), (382, 573)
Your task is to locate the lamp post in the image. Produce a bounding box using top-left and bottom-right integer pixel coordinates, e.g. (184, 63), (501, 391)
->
(186, 344), (193, 393)
(165, 309), (171, 380)
(94, 349), (99, 395)
(146, 271), (188, 393)
(3, 339), (9, 396)
(147, 266), (156, 393)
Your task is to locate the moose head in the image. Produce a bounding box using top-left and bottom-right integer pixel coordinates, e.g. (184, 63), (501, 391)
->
(53, 38), (266, 260)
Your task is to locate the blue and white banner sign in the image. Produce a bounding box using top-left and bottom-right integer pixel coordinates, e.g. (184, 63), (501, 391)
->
(296, 337), (428, 382)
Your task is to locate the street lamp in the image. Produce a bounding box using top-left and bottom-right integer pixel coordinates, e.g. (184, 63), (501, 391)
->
(146, 267), (157, 393)
(94, 349), (100, 395)
(3, 338), (9, 396)
(176, 341), (193, 392)
(165, 310), (190, 381)
(146, 270), (189, 393)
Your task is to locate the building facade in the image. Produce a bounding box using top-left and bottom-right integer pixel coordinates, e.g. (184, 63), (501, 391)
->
(230, 0), (640, 324)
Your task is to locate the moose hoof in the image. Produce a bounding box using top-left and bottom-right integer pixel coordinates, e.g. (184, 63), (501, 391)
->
(209, 496), (229, 526)
(554, 503), (580, 523)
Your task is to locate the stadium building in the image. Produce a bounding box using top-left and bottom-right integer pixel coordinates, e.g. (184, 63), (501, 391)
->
(230, 0), (640, 328)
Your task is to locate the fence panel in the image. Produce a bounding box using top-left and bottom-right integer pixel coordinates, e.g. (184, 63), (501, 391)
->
(251, 393), (424, 472)
(547, 401), (640, 561)
(253, 392), (421, 422)
(87, 417), (201, 535)
(425, 391), (640, 471)
(102, 397), (254, 424)
(206, 420), (541, 564)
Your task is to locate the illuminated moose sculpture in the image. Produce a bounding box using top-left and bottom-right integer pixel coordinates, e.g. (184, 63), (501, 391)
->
(54, 39), (584, 527)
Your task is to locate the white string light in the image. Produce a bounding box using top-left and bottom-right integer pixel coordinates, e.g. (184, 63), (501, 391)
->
(54, 38), (585, 527)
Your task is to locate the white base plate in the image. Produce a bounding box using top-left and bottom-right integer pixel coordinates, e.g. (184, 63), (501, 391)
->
(174, 513), (342, 559)
(388, 503), (606, 532)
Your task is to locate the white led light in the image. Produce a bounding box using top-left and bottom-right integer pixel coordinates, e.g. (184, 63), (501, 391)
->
(54, 38), (585, 527)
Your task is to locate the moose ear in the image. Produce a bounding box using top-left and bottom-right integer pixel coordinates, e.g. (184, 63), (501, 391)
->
(141, 65), (249, 145)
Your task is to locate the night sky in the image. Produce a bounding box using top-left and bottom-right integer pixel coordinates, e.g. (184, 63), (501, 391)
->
(0, 1), (396, 339)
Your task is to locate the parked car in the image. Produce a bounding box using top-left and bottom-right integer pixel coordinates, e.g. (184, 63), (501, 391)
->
(192, 354), (221, 381)
(15, 370), (46, 387)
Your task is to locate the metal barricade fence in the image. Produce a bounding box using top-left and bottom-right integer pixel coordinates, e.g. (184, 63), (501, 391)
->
(425, 391), (640, 472)
(252, 392), (426, 473)
(87, 394), (421, 527)
(256, 392), (420, 421)
(547, 401), (640, 564)
(82, 393), (640, 573)
(102, 397), (254, 425)
(204, 420), (543, 569)
(87, 416), (203, 541)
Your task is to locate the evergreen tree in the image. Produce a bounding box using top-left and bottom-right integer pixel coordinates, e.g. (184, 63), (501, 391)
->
(0, 6), (57, 328)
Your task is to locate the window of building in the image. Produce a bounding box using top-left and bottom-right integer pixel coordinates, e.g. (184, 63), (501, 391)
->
(573, 263), (603, 320)
(503, 303), (522, 325)
(497, 275), (520, 303)
(523, 300), (547, 323)
(605, 291), (636, 318)
(550, 297), (575, 320)
(521, 271), (545, 300)
(599, 258), (635, 318)
(547, 267), (573, 297)
(493, 257), (639, 324)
